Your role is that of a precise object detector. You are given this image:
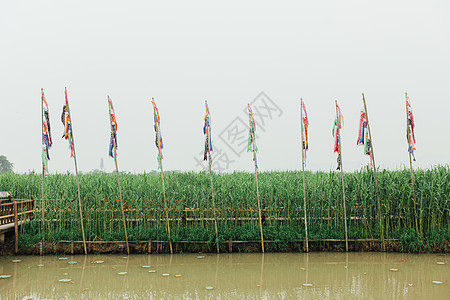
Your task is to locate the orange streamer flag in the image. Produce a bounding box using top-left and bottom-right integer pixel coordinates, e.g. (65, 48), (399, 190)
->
(108, 98), (118, 158)
(300, 100), (309, 165)
(406, 96), (416, 161)
(152, 98), (164, 169)
(61, 88), (74, 158)
(332, 103), (344, 170)
(42, 89), (52, 176)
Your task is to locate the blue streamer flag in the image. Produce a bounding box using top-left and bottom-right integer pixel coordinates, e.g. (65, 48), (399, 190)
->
(203, 101), (213, 161)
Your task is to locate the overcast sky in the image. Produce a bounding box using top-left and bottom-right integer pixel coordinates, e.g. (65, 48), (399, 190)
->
(1, 0), (449, 174)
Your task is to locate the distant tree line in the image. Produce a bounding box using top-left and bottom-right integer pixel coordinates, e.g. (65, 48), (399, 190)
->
(0, 155), (13, 173)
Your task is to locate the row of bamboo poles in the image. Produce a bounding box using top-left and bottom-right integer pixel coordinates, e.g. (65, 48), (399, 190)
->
(39, 90), (417, 255)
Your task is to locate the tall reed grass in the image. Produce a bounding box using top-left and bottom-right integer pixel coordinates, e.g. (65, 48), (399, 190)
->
(1, 166), (448, 249)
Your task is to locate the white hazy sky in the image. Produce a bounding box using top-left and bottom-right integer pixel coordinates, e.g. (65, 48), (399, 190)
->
(1, 0), (449, 174)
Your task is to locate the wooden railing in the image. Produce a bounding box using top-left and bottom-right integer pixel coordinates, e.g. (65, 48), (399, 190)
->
(0, 199), (35, 225)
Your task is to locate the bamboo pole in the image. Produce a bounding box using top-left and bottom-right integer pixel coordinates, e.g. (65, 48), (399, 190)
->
(335, 100), (348, 252)
(40, 89), (45, 252)
(65, 87), (87, 255)
(248, 104), (265, 253)
(205, 100), (220, 253)
(362, 93), (385, 251)
(405, 92), (419, 235)
(108, 96), (129, 255)
(152, 98), (173, 254)
(300, 99), (309, 252)
(14, 199), (18, 254)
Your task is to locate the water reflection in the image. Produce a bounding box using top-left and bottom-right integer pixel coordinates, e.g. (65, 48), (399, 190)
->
(0, 253), (448, 299)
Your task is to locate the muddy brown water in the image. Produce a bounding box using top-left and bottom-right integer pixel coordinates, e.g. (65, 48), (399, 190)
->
(0, 253), (448, 299)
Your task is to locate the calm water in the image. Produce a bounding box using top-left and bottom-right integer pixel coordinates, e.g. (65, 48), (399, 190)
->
(0, 253), (448, 299)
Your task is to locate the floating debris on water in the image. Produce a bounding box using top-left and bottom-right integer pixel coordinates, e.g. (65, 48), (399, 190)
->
(389, 268), (399, 272)
(436, 262), (445, 265)
(162, 273), (170, 277)
(148, 270), (156, 273)
(59, 279), (72, 283)
(58, 258), (68, 260)
(122, 257), (128, 259)
(117, 272), (128, 275)
(81, 288), (89, 292)
(300, 268), (306, 271)
(37, 264), (44, 267)
(303, 283), (313, 287)
(142, 266), (151, 268)
(0, 275), (12, 279)
(63, 273), (69, 276)
(175, 274), (182, 277)
(94, 261), (104, 264)
(197, 256), (205, 259)
(431, 281), (443, 285)
(408, 283), (414, 287)
(68, 261), (77, 265)
(11, 260), (22, 263)
(205, 286), (214, 290)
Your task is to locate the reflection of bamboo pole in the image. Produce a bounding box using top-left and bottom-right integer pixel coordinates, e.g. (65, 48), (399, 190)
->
(40, 89), (45, 253)
(305, 252), (309, 285)
(300, 99), (309, 253)
(405, 92), (419, 235)
(153, 99), (172, 254)
(206, 101), (219, 253)
(335, 100), (348, 252)
(362, 93), (385, 251)
(79, 254), (87, 293)
(65, 88), (87, 255)
(248, 104), (264, 253)
(108, 97), (129, 255)
(259, 253), (265, 297)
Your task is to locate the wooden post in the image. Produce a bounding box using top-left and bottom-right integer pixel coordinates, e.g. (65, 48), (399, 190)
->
(362, 93), (385, 251)
(108, 97), (130, 255)
(228, 238), (233, 253)
(335, 100), (348, 252)
(405, 92), (420, 235)
(14, 199), (18, 254)
(205, 100), (220, 254)
(300, 99), (309, 253)
(152, 98), (173, 254)
(40, 89), (45, 253)
(148, 239), (152, 254)
(65, 87), (87, 255)
(249, 104), (265, 253)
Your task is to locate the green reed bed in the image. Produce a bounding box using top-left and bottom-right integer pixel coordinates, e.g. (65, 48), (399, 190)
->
(0, 166), (448, 252)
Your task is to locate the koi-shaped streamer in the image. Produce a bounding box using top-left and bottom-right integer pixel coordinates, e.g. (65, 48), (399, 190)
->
(406, 97), (416, 161)
(248, 106), (258, 168)
(356, 110), (373, 166)
(300, 100), (309, 164)
(332, 104), (344, 170)
(152, 98), (163, 169)
(203, 101), (213, 161)
(108, 98), (118, 158)
(42, 89), (52, 176)
(61, 88), (74, 158)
